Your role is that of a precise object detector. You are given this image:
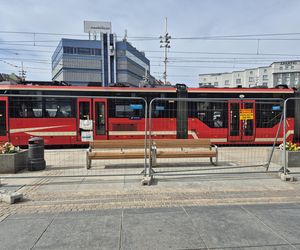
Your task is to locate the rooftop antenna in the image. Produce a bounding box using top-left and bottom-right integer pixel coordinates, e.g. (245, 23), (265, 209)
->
(123, 29), (128, 42)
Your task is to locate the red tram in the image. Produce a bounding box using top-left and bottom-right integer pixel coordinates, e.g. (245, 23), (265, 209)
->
(0, 84), (296, 146)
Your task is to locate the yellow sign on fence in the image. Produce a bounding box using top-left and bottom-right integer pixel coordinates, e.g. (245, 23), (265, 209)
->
(240, 109), (254, 120)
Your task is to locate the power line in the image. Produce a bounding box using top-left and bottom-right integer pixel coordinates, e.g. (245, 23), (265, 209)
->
(0, 59), (20, 68)
(0, 47), (53, 53)
(148, 55), (300, 61)
(0, 40), (60, 43)
(3, 29), (300, 40)
(0, 30), (86, 37)
(1, 46), (299, 61)
(0, 42), (57, 48)
(0, 57), (278, 67)
(144, 50), (300, 57)
(151, 64), (245, 69)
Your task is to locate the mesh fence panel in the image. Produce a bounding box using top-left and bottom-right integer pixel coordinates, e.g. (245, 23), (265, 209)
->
(1, 94), (291, 180)
(1, 95), (147, 179)
(280, 97), (300, 175)
(149, 98), (284, 176)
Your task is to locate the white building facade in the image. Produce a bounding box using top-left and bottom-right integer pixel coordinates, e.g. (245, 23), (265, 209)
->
(199, 61), (300, 88)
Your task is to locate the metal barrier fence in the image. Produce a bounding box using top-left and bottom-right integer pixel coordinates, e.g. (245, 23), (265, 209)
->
(2, 93), (298, 183)
(148, 97), (286, 177)
(280, 97), (300, 177)
(0, 94), (149, 179)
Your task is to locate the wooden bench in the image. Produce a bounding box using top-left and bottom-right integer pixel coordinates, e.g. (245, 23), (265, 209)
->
(151, 139), (218, 166)
(86, 140), (147, 169)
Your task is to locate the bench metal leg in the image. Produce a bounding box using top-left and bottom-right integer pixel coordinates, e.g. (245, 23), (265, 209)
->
(86, 153), (91, 169)
(210, 157), (215, 166)
(151, 154), (157, 167)
(86, 159), (91, 169)
(210, 156), (218, 166)
(210, 145), (218, 166)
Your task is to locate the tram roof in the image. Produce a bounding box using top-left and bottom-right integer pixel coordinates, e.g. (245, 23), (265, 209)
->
(0, 84), (295, 94)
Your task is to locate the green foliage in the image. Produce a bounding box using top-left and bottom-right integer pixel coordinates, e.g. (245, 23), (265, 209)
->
(279, 142), (300, 151)
(0, 142), (20, 154)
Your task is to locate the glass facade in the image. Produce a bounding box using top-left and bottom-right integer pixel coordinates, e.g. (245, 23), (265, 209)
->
(52, 38), (151, 87)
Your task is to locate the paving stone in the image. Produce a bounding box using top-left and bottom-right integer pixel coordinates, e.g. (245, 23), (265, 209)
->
(33, 214), (121, 250)
(184, 205), (286, 249)
(242, 204), (300, 244)
(122, 208), (206, 250)
(0, 217), (52, 250)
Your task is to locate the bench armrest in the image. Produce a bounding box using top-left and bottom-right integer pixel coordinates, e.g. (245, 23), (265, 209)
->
(211, 144), (218, 165)
(86, 146), (92, 169)
(151, 145), (157, 155)
(211, 144), (218, 152)
(150, 145), (157, 167)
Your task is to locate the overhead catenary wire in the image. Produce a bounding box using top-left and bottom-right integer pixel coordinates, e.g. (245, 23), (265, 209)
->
(3, 29), (300, 39)
(1, 56), (293, 67)
(2, 29), (300, 82)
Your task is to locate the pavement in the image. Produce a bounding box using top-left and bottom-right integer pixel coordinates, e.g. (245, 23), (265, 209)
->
(0, 204), (300, 249)
(0, 148), (300, 249)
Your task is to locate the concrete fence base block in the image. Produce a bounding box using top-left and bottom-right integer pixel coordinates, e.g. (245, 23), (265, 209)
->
(0, 191), (23, 204)
(280, 173), (296, 182)
(141, 175), (153, 186)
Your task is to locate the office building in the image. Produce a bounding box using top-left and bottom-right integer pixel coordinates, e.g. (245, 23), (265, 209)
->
(199, 61), (300, 88)
(52, 22), (152, 87)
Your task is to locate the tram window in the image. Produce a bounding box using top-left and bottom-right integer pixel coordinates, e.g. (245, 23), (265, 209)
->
(256, 103), (282, 128)
(9, 97), (75, 118)
(115, 105), (131, 117)
(109, 100), (144, 119)
(45, 98), (75, 118)
(9, 97), (42, 118)
(151, 102), (176, 118)
(115, 104), (143, 118)
(190, 102), (227, 128)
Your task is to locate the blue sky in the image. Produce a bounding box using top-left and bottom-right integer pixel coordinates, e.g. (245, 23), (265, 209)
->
(1, 0), (300, 86)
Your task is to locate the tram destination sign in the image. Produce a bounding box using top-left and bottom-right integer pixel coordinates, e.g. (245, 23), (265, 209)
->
(240, 109), (254, 120)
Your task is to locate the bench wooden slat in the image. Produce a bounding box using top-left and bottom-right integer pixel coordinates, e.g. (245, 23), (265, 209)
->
(156, 151), (217, 158)
(153, 139), (212, 148)
(86, 138), (218, 169)
(90, 139), (146, 149)
(88, 152), (146, 159)
(87, 139), (147, 169)
(151, 139), (218, 166)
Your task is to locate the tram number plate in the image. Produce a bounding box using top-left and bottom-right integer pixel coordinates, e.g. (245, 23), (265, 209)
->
(240, 109), (254, 120)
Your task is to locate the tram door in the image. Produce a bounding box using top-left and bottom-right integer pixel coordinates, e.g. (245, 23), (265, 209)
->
(77, 98), (92, 142)
(228, 100), (255, 142)
(93, 99), (108, 140)
(0, 97), (8, 142)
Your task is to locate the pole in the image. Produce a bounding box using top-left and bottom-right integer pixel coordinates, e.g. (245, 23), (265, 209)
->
(160, 17), (171, 85)
(164, 17), (168, 85)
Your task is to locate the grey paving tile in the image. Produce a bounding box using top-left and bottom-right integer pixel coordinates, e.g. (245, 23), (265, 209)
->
(122, 209), (207, 250)
(32, 214), (121, 250)
(243, 203), (300, 210)
(0, 217), (52, 250)
(5, 213), (56, 220)
(185, 205), (285, 249)
(55, 208), (123, 218)
(242, 205), (300, 244)
(123, 206), (182, 215)
(231, 244), (297, 249)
